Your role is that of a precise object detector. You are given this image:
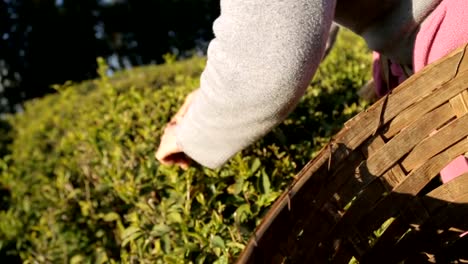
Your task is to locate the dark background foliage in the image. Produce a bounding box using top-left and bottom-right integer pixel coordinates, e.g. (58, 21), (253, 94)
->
(0, 0), (219, 113)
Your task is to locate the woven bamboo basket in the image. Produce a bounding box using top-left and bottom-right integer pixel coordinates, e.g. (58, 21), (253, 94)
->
(237, 45), (468, 263)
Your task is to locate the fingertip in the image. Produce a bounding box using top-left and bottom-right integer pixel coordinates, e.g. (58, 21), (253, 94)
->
(174, 158), (190, 170)
(154, 150), (164, 163)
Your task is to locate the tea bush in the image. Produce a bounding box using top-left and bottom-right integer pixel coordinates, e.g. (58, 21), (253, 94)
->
(0, 30), (371, 263)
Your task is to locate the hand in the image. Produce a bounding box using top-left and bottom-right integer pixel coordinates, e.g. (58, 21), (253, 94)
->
(155, 123), (190, 169)
(155, 90), (198, 169)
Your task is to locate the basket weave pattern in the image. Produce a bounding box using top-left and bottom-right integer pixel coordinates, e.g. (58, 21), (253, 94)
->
(237, 45), (468, 263)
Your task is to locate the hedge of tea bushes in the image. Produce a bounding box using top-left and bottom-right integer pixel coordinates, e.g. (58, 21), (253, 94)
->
(0, 29), (371, 263)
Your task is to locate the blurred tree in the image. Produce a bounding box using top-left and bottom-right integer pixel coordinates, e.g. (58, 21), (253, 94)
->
(0, 0), (219, 113)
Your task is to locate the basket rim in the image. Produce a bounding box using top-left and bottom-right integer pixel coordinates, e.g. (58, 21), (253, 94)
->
(236, 44), (468, 263)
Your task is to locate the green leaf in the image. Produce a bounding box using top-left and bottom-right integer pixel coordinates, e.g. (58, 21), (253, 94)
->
(196, 254), (207, 264)
(250, 158), (261, 175)
(187, 231), (207, 244)
(211, 235), (225, 249)
(234, 203), (251, 224)
(195, 193), (206, 206)
(213, 255), (229, 264)
(261, 169), (271, 194)
(151, 224), (171, 237)
(121, 226), (142, 247)
(70, 255), (85, 264)
(78, 201), (91, 217)
(167, 212), (183, 223)
(95, 247), (109, 264)
(161, 234), (172, 253)
(102, 212), (120, 222)
(226, 241), (246, 250)
(227, 177), (244, 195)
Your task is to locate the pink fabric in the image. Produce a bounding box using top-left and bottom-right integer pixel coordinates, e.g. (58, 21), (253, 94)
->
(413, 0), (468, 184)
(413, 0), (468, 72)
(372, 52), (411, 97)
(373, 0), (468, 96)
(372, 53), (408, 97)
(440, 155), (468, 183)
(372, 0), (468, 185)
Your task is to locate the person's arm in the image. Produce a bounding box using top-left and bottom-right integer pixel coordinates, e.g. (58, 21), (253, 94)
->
(323, 22), (340, 60)
(166, 0), (336, 169)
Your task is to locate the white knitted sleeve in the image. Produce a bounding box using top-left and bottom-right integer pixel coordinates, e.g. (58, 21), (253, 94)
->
(176, 0), (336, 168)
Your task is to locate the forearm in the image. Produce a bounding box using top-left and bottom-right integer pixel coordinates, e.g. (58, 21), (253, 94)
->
(177, 0), (336, 168)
